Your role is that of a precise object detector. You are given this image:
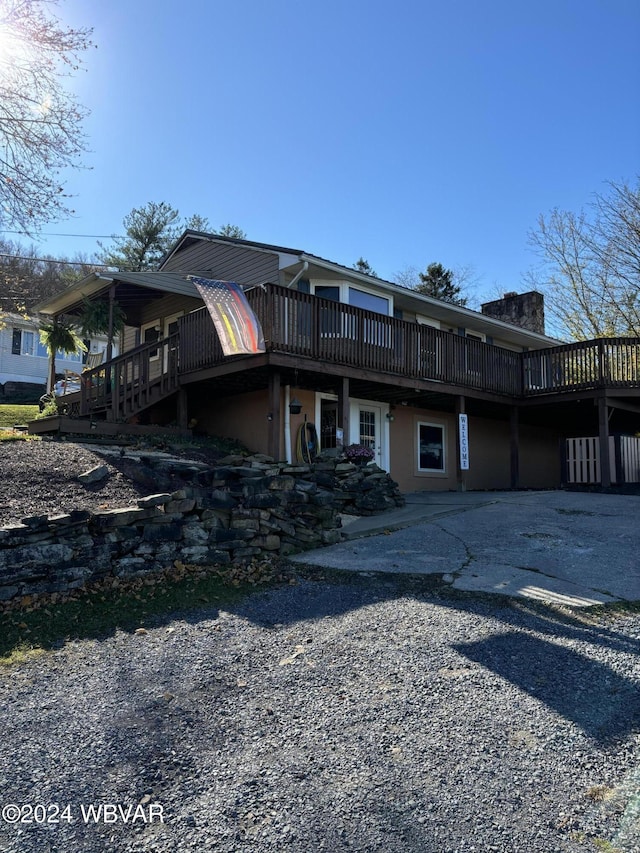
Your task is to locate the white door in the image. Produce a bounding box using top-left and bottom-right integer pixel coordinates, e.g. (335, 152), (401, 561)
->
(349, 400), (389, 470)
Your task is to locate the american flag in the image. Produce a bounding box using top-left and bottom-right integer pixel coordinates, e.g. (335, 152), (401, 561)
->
(189, 277), (266, 356)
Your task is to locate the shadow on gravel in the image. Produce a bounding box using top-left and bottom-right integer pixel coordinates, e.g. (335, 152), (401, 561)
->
(229, 569), (640, 746)
(454, 632), (638, 745)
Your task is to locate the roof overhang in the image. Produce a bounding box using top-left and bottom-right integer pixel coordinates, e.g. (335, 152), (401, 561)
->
(34, 271), (201, 317)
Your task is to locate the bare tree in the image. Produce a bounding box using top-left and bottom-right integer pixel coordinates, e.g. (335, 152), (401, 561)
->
(526, 178), (640, 339)
(0, 238), (97, 313)
(0, 0), (94, 231)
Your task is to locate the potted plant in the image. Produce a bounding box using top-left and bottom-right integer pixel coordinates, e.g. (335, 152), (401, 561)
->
(342, 443), (375, 466)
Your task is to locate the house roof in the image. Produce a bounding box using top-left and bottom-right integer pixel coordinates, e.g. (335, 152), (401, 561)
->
(34, 271), (202, 317)
(36, 232), (561, 349)
(164, 231), (562, 348)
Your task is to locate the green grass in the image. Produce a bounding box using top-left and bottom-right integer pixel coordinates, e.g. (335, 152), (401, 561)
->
(0, 403), (39, 427)
(0, 564), (284, 668)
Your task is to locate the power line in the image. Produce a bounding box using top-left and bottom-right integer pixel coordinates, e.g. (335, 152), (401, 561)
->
(0, 230), (122, 239)
(0, 252), (113, 267)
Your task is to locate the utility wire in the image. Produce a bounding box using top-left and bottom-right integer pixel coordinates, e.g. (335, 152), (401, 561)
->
(0, 230), (121, 239)
(0, 252), (113, 267)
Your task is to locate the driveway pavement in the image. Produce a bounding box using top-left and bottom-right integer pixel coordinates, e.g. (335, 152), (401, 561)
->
(292, 490), (640, 607)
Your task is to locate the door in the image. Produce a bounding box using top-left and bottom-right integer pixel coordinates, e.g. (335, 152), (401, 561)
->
(349, 400), (389, 470)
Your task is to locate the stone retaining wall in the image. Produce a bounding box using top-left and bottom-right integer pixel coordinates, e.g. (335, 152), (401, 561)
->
(0, 455), (404, 604)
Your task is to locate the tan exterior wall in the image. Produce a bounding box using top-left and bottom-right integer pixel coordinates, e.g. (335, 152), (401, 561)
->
(519, 423), (561, 488)
(189, 389), (273, 457)
(388, 407), (457, 492)
(387, 405), (560, 493)
(188, 387), (318, 462)
(189, 388), (561, 492)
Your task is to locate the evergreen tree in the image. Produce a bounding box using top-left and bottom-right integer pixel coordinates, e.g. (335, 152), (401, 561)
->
(97, 202), (182, 271)
(353, 257), (377, 276)
(216, 223), (247, 239)
(415, 262), (468, 306)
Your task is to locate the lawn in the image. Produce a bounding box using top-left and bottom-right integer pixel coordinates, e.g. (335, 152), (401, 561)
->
(0, 403), (40, 427)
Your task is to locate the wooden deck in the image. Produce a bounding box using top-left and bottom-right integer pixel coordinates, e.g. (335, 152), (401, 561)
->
(38, 284), (640, 430)
(179, 284), (524, 396)
(179, 283), (640, 399)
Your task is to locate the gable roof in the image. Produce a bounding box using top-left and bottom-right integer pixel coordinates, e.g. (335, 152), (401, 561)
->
(35, 231), (560, 348)
(162, 231), (561, 347)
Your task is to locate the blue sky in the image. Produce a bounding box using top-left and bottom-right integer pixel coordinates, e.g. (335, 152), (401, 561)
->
(10, 0), (640, 307)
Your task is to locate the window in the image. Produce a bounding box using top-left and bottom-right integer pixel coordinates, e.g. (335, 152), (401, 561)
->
(141, 322), (161, 360)
(348, 287), (389, 316)
(58, 348), (82, 363)
(359, 409), (376, 451)
(418, 422), (446, 472)
(12, 329), (35, 355)
(315, 285), (340, 303)
(320, 399), (338, 451)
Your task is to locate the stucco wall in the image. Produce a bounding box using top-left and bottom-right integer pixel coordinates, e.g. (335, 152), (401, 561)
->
(188, 389), (561, 493)
(387, 406), (560, 493)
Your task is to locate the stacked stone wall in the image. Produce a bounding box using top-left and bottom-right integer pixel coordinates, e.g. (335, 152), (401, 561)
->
(0, 455), (404, 604)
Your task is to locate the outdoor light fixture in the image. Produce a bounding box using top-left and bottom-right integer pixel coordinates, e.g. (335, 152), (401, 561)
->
(386, 413), (395, 421)
(289, 397), (302, 415)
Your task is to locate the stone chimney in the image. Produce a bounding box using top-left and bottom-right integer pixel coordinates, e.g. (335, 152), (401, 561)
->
(481, 291), (545, 335)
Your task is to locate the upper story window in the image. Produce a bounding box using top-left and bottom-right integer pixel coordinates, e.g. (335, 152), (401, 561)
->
(348, 287), (389, 315)
(312, 281), (391, 317)
(315, 285), (340, 303)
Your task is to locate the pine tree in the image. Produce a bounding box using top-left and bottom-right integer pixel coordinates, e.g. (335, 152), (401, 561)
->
(415, 263), (468, 306)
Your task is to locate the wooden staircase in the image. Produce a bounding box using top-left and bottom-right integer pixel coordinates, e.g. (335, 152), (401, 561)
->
(79, 332), (181, 422)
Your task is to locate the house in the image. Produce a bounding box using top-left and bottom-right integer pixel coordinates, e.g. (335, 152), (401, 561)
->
(33, 232), (640, 491)
(0, 312), (114, 398)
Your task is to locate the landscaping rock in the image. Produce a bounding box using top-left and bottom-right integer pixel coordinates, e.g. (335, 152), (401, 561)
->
(77, 464), (110, 484)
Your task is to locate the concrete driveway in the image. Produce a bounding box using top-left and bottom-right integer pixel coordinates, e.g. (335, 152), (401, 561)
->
(292, 490), (640, 607)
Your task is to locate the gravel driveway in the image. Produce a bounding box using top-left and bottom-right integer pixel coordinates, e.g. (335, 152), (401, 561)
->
(1, 575), (639, 852)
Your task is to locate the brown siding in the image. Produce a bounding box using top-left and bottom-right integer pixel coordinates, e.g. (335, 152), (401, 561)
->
(188, 389), (277, 458)
(389, 408), (458, 492)
(388, 407), (560, 492)
(162, 241), (280, 287)
(139, 293), (202, 327)
(519, 424), (561, 488)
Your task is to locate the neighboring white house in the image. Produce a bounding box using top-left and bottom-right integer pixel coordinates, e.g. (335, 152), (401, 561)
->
(0, 313), (115, 390)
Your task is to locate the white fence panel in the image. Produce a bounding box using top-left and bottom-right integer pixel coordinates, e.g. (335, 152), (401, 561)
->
(566, 437), (600, 484)
(566, 435), (640, 484)
(620, 436), (640, 482)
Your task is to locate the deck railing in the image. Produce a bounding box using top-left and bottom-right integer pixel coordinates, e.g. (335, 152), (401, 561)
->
(64, 284), (640, 422)
(178, 283), (523, 396)
(80, 332), (180, 418)
(522, 337), (640, 395)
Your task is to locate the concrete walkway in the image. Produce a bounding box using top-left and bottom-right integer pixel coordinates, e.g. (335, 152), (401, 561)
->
(292, 490), (640, 607)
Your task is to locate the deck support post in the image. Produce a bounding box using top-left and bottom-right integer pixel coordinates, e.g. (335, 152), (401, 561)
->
(106, 284), (116, 363)
(455, 395), (467, 492)
(510, 406), (520, 489)
(338, 377), (350, 447)
(598, 395), (611, 488)
(267, 371), (281, 460)
(177, 388), (188, 430)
